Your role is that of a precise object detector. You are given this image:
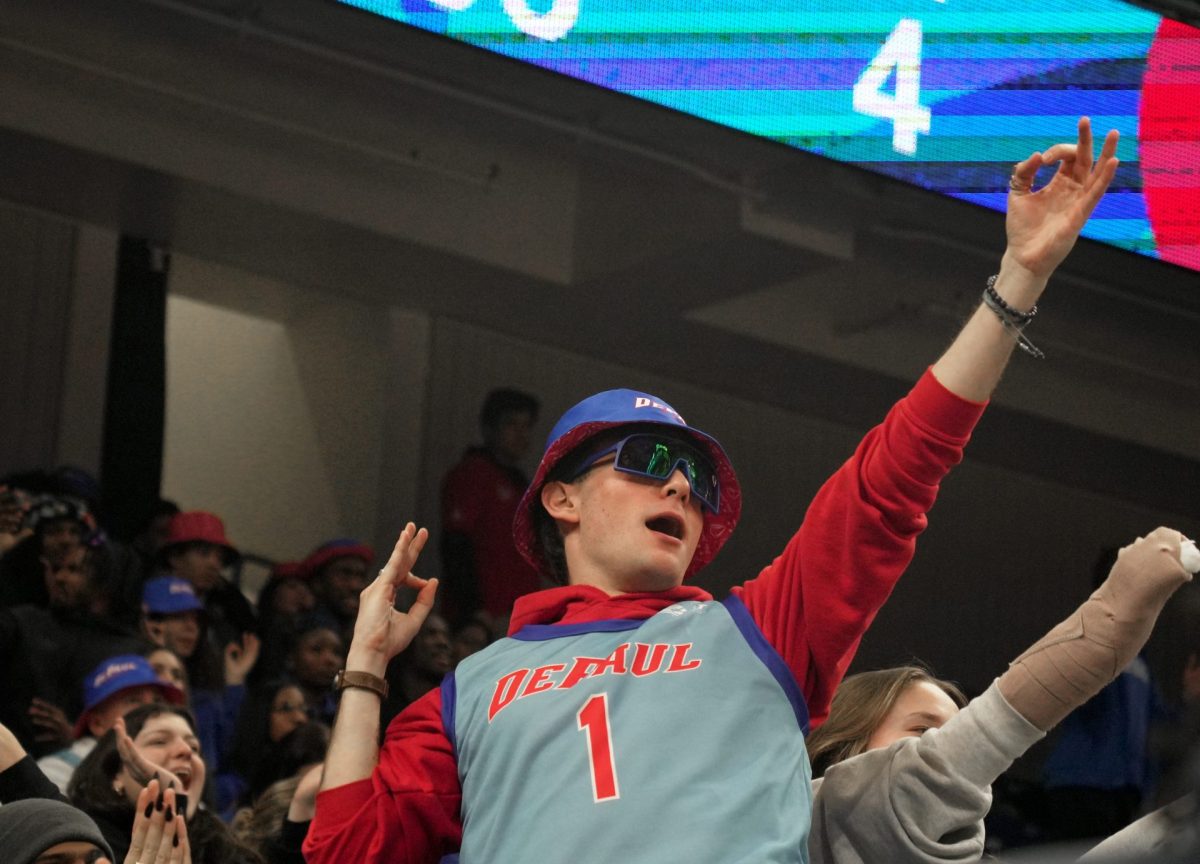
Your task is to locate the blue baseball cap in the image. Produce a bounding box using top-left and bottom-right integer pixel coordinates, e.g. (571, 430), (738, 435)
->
(142, 575), (204, 615)
(513, 388), (741, 580)
(74, 654), (184, 738)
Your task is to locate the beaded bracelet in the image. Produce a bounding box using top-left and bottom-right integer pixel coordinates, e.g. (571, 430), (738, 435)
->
(982, 276), (1045, 359)
(985, 274), (1037, 324)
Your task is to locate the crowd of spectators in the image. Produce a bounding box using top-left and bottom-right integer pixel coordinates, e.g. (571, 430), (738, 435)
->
(1, 458), (1196, 863)
(0, 466), (499, 864)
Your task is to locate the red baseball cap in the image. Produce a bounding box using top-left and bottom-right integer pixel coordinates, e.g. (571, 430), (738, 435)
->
(300, 539), (374, 580)
(270, 560), (305, 581)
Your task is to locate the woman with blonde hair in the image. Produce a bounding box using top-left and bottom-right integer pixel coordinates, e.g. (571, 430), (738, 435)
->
(807, 666), (967, 780)
(807, 528), (1199, 864)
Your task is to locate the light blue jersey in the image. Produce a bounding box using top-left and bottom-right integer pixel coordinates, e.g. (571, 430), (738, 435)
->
(444, 596), (812, 862)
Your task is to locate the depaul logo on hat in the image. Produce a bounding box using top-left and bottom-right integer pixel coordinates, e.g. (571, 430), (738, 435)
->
(90, 659), (141, 693)
(512, 388), (742, 581)
(142, 576), (204, 615)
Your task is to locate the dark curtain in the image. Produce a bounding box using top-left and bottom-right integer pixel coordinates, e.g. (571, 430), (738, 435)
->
(100, 237), (169, 542)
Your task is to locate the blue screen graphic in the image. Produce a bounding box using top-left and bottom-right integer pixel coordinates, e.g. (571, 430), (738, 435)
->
(339, 0), (1200, 273)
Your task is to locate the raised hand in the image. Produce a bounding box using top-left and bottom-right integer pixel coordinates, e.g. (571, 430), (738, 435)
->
(287, 762), (324, 823)
(1107, 527), (1194, 614)
(113, 717), (198, 818)
(346, 522), (438, 676)
(28, 698), (73, 747)
(319, 524), (440, 794)
(1001, 526), (1192, 731)
(144, 618), (167, 647)
(1004, 116), (1120, 279)
(223, 632), (261, 686)
(126, 779), (191, 864)
(0, 718), (28, 772)
(0, 486), (31, 555)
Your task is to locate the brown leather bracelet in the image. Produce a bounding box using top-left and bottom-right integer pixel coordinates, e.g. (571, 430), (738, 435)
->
(333, 669), (389, 699)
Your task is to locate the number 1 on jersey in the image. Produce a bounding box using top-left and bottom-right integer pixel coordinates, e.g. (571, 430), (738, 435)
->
(577, 693), (620, 802)
(852, 18), (930, 156)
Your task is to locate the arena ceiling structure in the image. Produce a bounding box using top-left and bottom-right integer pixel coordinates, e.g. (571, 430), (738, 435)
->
(0, 0), (1197, 515)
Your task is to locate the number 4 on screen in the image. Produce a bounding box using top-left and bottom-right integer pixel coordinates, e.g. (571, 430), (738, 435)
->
(853, 19), (931, 156)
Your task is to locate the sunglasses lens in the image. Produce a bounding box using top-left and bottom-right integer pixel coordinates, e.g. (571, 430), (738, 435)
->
(617, 436), (719, 511)
(642, 441), (674, 478)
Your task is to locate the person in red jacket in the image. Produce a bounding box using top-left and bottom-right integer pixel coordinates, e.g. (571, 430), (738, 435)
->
(440, 388), (542, 629)
(306, 119), (1121, 864)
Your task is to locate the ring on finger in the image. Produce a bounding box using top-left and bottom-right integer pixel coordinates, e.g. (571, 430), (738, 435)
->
(1008, 174), (1032, 195)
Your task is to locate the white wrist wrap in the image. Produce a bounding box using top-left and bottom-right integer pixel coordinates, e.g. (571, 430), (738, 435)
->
(1180, 539), (1200, 574)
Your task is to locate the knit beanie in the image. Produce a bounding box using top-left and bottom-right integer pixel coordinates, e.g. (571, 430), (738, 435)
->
(0, 798), (114, 864)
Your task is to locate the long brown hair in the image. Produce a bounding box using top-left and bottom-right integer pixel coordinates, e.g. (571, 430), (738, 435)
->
(69, 703), (200, 820)
(69, 702), (264, 864)
(806, 665), (967, 778)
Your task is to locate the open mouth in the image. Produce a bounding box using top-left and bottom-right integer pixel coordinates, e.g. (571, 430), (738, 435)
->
(173, 767), (192, 791)
(645, 514), (684, 540)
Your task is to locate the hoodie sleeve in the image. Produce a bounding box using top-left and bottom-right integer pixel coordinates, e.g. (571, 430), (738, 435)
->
(732, 369), (985, 727)
(808, 683), (1043, 864)
(303, 689), (462, 864)
(0, 754), (69, 804)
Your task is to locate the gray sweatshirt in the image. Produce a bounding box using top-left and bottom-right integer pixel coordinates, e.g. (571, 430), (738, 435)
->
(809, 682), (1044, 864)
(1078, 793), (1198, 863)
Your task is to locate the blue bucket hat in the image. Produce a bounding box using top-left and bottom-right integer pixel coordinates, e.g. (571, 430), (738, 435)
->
(512, 388), (741, 580)
(142, 575), (205, 615)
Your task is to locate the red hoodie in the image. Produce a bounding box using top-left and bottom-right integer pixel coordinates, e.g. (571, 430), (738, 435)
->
(305, 369), (985, 864)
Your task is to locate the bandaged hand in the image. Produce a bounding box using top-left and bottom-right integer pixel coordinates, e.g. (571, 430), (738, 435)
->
(998, 527), (1194, 731)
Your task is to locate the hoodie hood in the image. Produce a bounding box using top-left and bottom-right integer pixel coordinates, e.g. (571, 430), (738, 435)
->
(507, 584), (713, 635)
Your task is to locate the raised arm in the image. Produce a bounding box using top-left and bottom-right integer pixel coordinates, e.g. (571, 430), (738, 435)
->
(0, 718), (68, 805)
(810, 532), (1197, 864)
(320, 522), (438, 792)
(0, 719), (28, 775)
(932, 116), (1119, 401)
(305, 523), (461, 864)
(737, 118), (1121, 725)
(999, 528), (1194, 731)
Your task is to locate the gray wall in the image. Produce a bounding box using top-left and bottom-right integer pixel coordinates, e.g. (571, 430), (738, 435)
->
(0, 205), (75, 473)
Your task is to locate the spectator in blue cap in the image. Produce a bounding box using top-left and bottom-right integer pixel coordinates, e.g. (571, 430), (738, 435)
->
(141, 575), (206, 661)
(36, 654), (184, 794)
(141, 575), (259, 814)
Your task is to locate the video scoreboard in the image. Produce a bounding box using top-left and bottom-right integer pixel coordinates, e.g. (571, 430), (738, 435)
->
(339, 0), (1200, 273)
